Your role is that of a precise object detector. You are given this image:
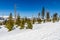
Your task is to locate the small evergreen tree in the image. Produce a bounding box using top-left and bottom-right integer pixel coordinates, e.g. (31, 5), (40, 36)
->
(26, 19), (33, 29)
(16, 14), (21, 27)
(53, 13), (58, 23)
(41, 7), (45, 23)
(42, 7), (45, 19)
(37, 18), (42, 24)
(46, 12), (50, 22)
(5, 13), (14, 31)
(20, 18), (25, 29)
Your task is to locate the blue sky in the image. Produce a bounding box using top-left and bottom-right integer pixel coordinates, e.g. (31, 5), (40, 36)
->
(0, 0), (60, 17)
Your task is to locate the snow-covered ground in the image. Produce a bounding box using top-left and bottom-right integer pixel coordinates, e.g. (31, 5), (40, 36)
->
(0, 22), (60, 40)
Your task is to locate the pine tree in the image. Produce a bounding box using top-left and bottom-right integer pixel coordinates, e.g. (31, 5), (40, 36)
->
(53, 13), (58, 23)
(26, 19), (33, 29)
(16, 14), (21, 27)
(42, 7), (45, 19)
(46, 12), (50, 22)
(41, 7), (45, 23)
(37, 18), (42, 24)
(20, 18), (25, 29)
(5, 13), (14, 31)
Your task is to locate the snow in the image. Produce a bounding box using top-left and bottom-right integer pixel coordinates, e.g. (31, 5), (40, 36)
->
(0, 22), (60, 40)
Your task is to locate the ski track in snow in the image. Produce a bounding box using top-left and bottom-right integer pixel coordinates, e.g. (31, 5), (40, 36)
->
(0, 22), (60, 40)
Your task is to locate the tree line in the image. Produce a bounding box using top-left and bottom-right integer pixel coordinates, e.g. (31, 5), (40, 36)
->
(0, 7), (60, 31)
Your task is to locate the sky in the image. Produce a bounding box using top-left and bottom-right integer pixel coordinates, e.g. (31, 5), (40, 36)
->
(0, 0), (60, 17)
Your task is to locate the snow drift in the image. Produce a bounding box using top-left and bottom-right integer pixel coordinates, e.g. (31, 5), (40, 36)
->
(0, 22), (60, 40)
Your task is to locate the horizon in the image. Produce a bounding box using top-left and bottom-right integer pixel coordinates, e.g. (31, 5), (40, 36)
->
(0, 0), (60, 17)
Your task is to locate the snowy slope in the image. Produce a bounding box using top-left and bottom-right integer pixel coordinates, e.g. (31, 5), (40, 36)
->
(0, 22), (60, 40)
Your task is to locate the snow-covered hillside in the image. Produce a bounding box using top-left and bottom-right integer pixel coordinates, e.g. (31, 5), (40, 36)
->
(0, 22), (60, 40)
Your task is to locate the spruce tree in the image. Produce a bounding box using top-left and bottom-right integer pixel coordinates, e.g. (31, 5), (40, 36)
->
(46, 12), (50, 22)
(16, 14), (21, 27)
(42, 7), (45, 19)
(41, 7), (45, 23)
(37, 18), (42, 24)
(5, 13), (14, 31)
(26, 19), (33, 29)
(53, 13), (58, 23)
(20, 18), (25, 29)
